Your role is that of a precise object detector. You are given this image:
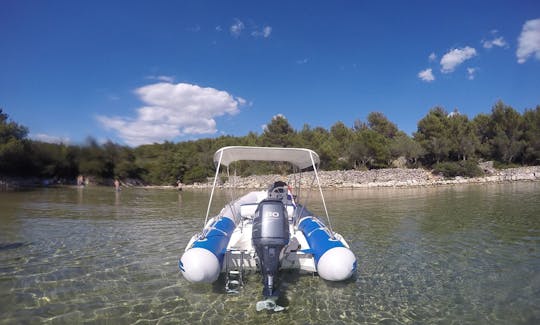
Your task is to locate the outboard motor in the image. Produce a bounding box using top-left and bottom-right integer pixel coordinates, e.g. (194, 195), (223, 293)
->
(252, 199), (289, 299)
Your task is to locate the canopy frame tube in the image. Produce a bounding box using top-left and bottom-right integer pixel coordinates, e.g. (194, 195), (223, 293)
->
(201, 146), (333, 237)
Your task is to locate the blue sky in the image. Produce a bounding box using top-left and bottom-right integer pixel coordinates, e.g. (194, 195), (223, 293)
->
(1, 0), (540, 146)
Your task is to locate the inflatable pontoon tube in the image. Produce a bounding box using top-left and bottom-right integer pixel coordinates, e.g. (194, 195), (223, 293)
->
(179, 216), (236, 283)
(298, 216), (356, 281)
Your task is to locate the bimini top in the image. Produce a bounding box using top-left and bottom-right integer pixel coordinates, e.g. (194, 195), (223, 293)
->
(213, 146), (320, 170)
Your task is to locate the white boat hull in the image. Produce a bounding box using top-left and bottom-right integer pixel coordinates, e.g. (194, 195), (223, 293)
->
(180, 190), (356, 282)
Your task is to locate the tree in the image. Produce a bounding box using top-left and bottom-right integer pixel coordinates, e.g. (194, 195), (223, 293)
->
(471, 113), (492, 159)
(353, 119), (366, 131)
(414, 107), (451, 164)
(78, 137), (108, 178)
(28, 141), (78, 178)
(489, 101), (525, 164)
(350, 112), (406, 168)
(0, 109), (31, 175)
(0, 109), (28, 142)
(329, 121), (353, 164)
(367, 112), (399, 139)
(522, 105), (540, 164)
(349, 138), (371, 169)
(317, 138), (340, 170)
(415, 107), (447, 139)
(446, 112), (478, 161)
(3, 100), (540, 184)
(427, 137), (451, 164)
(113, 149), (140, 179)
(389, 133), (424, 166)
(260, 115), (295, 147)
(349, 129), (390, 168)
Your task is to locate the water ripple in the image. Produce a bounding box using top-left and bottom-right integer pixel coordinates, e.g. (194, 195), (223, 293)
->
(1, 184), (539, 324)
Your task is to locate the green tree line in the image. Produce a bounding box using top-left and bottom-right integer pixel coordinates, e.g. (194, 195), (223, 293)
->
(1, 100), (539, 184)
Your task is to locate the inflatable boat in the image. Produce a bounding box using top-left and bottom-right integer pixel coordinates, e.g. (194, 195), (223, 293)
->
(179, 146), (356, 311)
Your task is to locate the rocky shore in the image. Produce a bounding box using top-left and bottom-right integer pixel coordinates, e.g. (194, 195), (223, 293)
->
(184, 165), (540, 189)
(2, 166), (540, 191)
(0, 177), (48, 191)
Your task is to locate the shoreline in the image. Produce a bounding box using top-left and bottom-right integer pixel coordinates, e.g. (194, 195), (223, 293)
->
(2, 166), (540, 191)
(182, 166), (540, 190)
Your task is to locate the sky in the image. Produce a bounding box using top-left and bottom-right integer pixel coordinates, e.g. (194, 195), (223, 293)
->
(1, 0), (540, 146)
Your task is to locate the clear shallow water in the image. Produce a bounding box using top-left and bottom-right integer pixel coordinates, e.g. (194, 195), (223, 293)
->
(0, 183), (539, 324)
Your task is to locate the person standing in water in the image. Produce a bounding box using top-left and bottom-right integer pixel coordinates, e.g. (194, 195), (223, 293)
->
(177, 179), (183, 191)
(77, 175), (84, 187)
(114, 179), (121, 192)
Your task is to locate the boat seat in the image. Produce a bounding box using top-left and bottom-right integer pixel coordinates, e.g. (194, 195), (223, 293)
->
(285, 204), (294, 220)
(241, 199), (294, 221)
(240, 203), (258, 219)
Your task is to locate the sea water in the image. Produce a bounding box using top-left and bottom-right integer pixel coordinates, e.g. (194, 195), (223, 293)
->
(0, 183), (539, 324)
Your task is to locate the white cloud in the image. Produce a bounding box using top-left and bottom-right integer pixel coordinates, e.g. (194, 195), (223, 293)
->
(296, 58), (309, 64)
(251, 25), (272, 38)
(262, 26), (272, 38)
(230, 19), (245, 37)
(517, 18), (540, 64)
(467, 67), (476, 80)
(147, 75), (175, 83)
(31, 133), (70, 144)
(482, 36), (507, 49)
(236, 97), (247, 106)
(186, 25), (201, 32)
(429, 52), (437, 62)
(230, 19), (272, 39)
(215, 25), (223, 32)
(418, 68), (435, 82)
(440, 46), (477, 73)
(97, 83), (244, 146)
(482, 29), (507, 49)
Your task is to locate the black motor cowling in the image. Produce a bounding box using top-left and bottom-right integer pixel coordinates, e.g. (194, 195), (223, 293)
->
(252, 199), (289, 298)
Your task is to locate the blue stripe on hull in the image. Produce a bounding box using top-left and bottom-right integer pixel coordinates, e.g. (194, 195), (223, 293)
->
(192, 217), (236, 264)
(298, 217), (344, 264)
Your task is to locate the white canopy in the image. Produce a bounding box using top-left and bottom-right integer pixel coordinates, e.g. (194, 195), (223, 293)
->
(213, 146), (320, 170)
